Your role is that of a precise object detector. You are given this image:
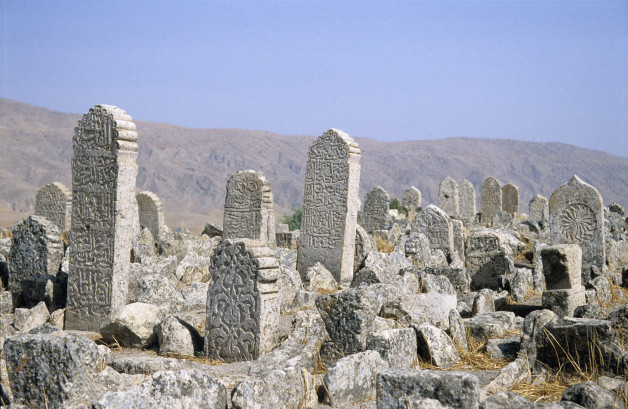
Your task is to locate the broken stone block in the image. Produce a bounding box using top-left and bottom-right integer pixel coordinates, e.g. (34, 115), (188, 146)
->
(421, 274), (456, 296)
(541, 244), (583, 290)
(12, 301), (50, 332)
(573, 304), (604, 319)
(157, 315), (202, 357)
(361, 250), (412, 284)
(366, 328), (417, 368)
(541, 287), (586, 318)
(180, 282), (209, 309)
(471, 289), (495, 316)
(481, 391), (535, 409)
(448, 309), (468, 352)
(21, 272), (67, 312)
(376, 367), (480, 409)
(561, 381), (623, 409)
(322, 350), (388, 407)
(465, 229), (515, 291)
(608, 305), (628, 348)
(201, 222), (223, 238)
(100, 302), (162, 348)
(231, 366), (313, 409)
(510, 267), (533, 302)
(398, 292), (457, 329)
(0, 291), (13, 314)
(49, 308), (65, 329)
(485, 336), (520, 360)
(590, 275), (612, 306)
(305, 262), (338, 293)
(174, 252), (211, 288)
(129, 273), (185, 311)
(414, 323), (461, 368)
(465, 311), (516, 340)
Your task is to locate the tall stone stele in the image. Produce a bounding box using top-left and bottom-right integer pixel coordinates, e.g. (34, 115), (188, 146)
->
(529, 194), (549, 227)
(480, 177), (502, 226)
(65, 105), (139, 331)
(136, 191), (164, 241)
(438, 176), (459, 217)
(502, 183), (519, 216)
(205, 239), (279, 362)
(297, 129), (361, 285)
(402, 186), (422, 223)
(549, 175), (605, 283)
(34, 182), (72, 232)
(362, 186), (390, 232)
(458, 179), (476, 224)
(223, 170), (276, 247)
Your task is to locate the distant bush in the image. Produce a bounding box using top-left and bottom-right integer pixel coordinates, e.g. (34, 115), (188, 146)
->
(389, 197), (407, 216)
(281, 206), (302, 231)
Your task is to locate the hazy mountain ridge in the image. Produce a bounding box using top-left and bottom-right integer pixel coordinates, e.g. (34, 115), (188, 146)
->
(2, 98), (628, 230)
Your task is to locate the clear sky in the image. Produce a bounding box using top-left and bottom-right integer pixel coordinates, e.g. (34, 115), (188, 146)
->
(1, 0), (627, 157)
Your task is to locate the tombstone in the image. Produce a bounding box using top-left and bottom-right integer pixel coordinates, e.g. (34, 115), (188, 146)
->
(34, 182), (72, 232)
(136, 191), (164, 241)
(410, 205), (454, 257)
(549, 175), (605, 284)
(297, 129), (361, 285)
(458, 179), (476, 224)
(362, 187), (390, 232)
(502, 183), (519, 216)
(402, 186), (422, 222)
(491, 210), (513, 229)
(465, 230), (515, 291)
(480, 177), (502, 225)
(204, 239), (279, 362)
(451, 219), (465, 263)
(438, 177), (459, 217)
(65, 105), (139, 331)
(529, 194), (549, 228)
(223, 170), (276, 247)
(8, 216), (64, 294)
(541, 244), (586, 317)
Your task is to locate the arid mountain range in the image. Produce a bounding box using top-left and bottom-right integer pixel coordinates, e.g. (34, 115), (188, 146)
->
(2, 98), (628, 233)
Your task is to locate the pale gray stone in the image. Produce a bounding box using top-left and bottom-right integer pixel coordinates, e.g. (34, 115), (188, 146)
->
(451, 218), (465, 263)
(66, 105), (139, 332)
(288, 289), (317, 311)
(431, 249), (449, 267)
(305, 262), (338, 293)
(471, 289), (495, 316)
(363, 186), (391, 232)
(354, 224), (372, 273)
(129, 273), (184, 311)
(465, 311), (516, 340)
(414, 323), (461, 368)
(482, 357), (531, 396)
(366, 328), (418, 368)
(448, 309), (468, 352)
(398, 292), (457, 329)
(502, 183), (520, 216)
(561, 381), (624, 409)
(411, 205), (454, 257)
(231, 366), (313, 409)
(49, 308), (65, 329)
(157, 315), (202, 357)
(323, 350), (388, 407)
(360, 250), (412, 284)
(405, 266), (470, 297)
(590, 275), (612, 306)
(180, 282), (209, 309)
(223, 170), (276, 246)
(135, 191), (164, 241)
(12, 301), (50, 332)
(403, 232), (433, 267)
(458, 179), (477, 224)
(174, 252), (211, 289)
(439, 177), (460, 217)
(275, 229), (299, 249)
(481, 177), (502, 226)
(277, 265), (304, 313)
(297, 129), (361, 285)
(492, 210), (513, 229)
(402, 186), (422, 222)
(542, 287), (586, 318)
(421, 273), (456, 296)
(482, 391), (534, 409)
(485, 336), (520, 360)
(100, 302), (162, 348)
(542, 244), (583, 290)
(573, 304), (604, 319)
(510, 267), (533, 302)
(465, 229), (515, 290)
(529, 194), (549, 228)
(34, 182), (72, 232)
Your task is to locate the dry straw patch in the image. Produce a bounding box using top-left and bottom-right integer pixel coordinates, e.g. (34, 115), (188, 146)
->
(376, 236), (395, 254)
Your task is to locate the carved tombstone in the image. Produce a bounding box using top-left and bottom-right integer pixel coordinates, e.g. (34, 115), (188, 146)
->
(410, 204), (454, 257)
(136, 191), (164, 241)
(438, 177), (459, 217)
(458, 179), (476, 224)
(297, 129), (361, 285)
(204, 239), (279, 362)
(8, 216), (64, 293)
(549, 175), (605, 283)
(481, 177), (502, 225)
(402, 186), (422, 222)
(502, 183), (519, 216)
(362, 186), (390, 232)
(34, 182), (72, 232)
(65, 105), (139, 331)
(223, 170), (276, 247)
(529, 194), (549, 227)
(465, 230), (515, 290)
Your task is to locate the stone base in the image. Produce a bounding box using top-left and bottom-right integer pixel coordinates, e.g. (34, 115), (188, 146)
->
(542, 286), (586, 318)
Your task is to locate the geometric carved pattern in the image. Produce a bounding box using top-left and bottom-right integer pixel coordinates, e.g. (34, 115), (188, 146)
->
(559, 203), (597, 243)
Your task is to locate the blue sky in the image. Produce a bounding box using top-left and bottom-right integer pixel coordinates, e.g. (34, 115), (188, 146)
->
(2, 1), (627, 157)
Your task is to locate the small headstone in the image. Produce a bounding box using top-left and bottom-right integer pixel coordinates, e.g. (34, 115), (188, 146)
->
(223, 170), (276, 246)
(465, 230), (515, 291)
(549, 175), (605, 283)
(297, 129), (361, 286)
(362, 186), (391, 232)
(502, 183), (519, 216)
(438, 177), (459, 217)
(136, 191), (164, 241)
(204, 239), (280, 362)
(481, 177), (502, 226)
(529, 194), (549, 227)
(34, 182), (72, 232)
(458, 179), (476, 225)
(402, 186), (422, 222)
(410, 205), (454, 257)
(541, 244), (586, 317)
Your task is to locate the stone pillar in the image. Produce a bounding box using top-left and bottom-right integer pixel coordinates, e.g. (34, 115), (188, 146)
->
(458, 179), (476, 225)
(34, 182), (72, 232)
(480, 177), (502, 226)
(362, 186), (390, 232)
(402, 186), (422, 223)
(529, 194), (549, 227)
(297, 129), (361, 285)
(502, 183), (519, 216)
(223, 170), (275, 247)
(411, 204), (454, 257)
(541, 244), (586, 317)
(65, 105), (138, 331)
(438, 177), (459, 217)
(204, 239), (279, 362)
(136, 191), (164, 241)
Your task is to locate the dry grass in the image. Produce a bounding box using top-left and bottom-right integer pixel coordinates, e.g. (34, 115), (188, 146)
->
(418, 334), (511, 372)
(376, 235), (395, 254)
(509, 370), (579, 403)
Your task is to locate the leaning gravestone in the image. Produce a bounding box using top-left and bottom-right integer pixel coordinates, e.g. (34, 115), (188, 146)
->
(34, 182), (72, 232)
(8, 215), (64, 293)
(297, 129), (361, 285)
(438, 177), (459, 217)
(549, 175), (605, 283)
(204, 239), (279, 362)
(136, 191), (164, 241)
(223, 170), (276, 246)
(502, 183), (519, 216)
(458, 179), (476, 224)
(362, 186), (390, 232)
(65, 105), (139, 331)
(402, 186), (422, 223)
(411, 205), (454, 257)
(529, 194), (549, 227)
(481, 177), (502, 226)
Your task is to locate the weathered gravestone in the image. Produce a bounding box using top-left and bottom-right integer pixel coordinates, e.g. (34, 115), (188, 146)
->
(465, 230), (515, 290)
(297, 129), (361, 285)
(549, 175), (605, 284)
(529, 194), (549, 227)
(438, 177), (459, 217)
(502, 183), (519, 216)
(481, 177), (502, 226)
(541, 244), (586, 317)
(204, 239), (279, 362)
(458, 179), (476, 224)
(136, 191), (164, 241)
(8, 215), (64, 293)
(411, 205), (454, 257)
(362, 186), (390, 232)
(223, 170), (276, 247)
(65, 105), (139, 331)
(34, 182), (72, 232)
(402, 186), (422, 223)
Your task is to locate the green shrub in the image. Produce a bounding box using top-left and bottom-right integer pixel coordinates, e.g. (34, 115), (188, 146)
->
(281, 206), (302, 231)
(389, 197), (407, 215)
